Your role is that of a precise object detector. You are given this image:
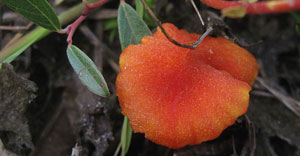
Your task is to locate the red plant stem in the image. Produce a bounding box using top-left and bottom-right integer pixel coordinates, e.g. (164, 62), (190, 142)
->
(201, 0), (300, 14)
(65, 0), (108, 46)
(66, 15), (86, 46)
(84, 0), (108, 9)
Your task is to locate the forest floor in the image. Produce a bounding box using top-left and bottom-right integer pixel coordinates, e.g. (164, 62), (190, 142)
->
(0, 0), (300, 156)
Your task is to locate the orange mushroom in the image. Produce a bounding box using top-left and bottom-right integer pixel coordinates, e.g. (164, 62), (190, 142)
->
(116, 23), (258, 149)
(201, 0), (300, 15)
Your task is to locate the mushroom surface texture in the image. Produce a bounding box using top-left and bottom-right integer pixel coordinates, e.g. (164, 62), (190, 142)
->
(116, 23), (258, 149)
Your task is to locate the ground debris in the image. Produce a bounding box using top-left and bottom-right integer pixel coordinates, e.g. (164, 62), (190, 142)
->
(0, 63), (37, 155)
(247, 95), (300, 156)
(0, 139), (18, 156)
(71, 74), (115, 156)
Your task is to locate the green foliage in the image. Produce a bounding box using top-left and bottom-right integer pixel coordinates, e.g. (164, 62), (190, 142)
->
(135, 0), (144, 18)
(67, 45), (110, 97)
(290, 12), (300, 36)
(0, 28), (50, 65)
(118, 2), (152, 50)
(0, 3), (84, 68)
(86, 0), (99, 3)
(2, 0), (61, 31)
(296, 24), (300, 36)
(247, 0), (258, 3)
(222, 6), (247, 18)
(121, 117), (132, 156)
(103, 18), (118, 43)
(143, 0), (156, 27)
(118, 2), (152, 155)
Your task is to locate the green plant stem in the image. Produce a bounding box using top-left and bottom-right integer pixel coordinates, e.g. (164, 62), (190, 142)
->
(0, 3), (84, 63)
(290, 12), (300, 23)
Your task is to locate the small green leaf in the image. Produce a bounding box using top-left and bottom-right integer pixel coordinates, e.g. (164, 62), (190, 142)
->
(108, 29), (117, 43)
(86, 0), (99, 3)
(103, 19), (118, 43)
(222, 6), (247, 18)
(296, 24), (300, 36)
(135, 0), (144, 18)
(247, 0), (258, 3)
(67, 45), (110, 97)
(103, 18), (118, 31)
(2, 0), (61, 30)
(290, 12), (300, 36)
(118, 2), (152, 50)
(143, 0), (156, 27)
(118, 2), (152, 156)
(121, 117), (132, 156)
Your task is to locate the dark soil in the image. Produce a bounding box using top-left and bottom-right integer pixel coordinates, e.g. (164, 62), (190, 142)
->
(0, 0), (300, 156)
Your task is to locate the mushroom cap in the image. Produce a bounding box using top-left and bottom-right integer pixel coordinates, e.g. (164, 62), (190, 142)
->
(116, 23), (258, 149)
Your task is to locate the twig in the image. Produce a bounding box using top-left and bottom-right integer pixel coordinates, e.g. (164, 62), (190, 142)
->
(79, 25), (104, 71)
(141, 0), (196, 49)
(71, 143), (82, 156)
(107, 58), (120, 73)
(141, 0), (212, 50)
(192, 26), (213, 48)
(79, 25), (100, 47)
(0, 24), (30, 31)
(113, 142), (121, 156)
(1, 23), (33, 48)
(79, 24), (119, 73)
(89, 9), (118, 20)
(244, 115), (256, 156)
(231, 136), (238, 156)
(251, 90), (273, 98)
(256, 77), (300, 117)
(189, 0), (205, 26)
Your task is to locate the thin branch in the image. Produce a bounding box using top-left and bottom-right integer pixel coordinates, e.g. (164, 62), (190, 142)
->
(189, 0), (205, 26)
(192, 26), (213, 48)
(113, 142), (121, 156)
(231, 136), (238, 156)
(256, 77), (300, 117)
(141, 0), (196, 49)
(0, 22), (32, 31)
(108, 58), (120, 73)
(0, 26), (26, 31)
(71, 143), (82, 156)
(244, 115), (256, 156)
(141, 0), (212, 50)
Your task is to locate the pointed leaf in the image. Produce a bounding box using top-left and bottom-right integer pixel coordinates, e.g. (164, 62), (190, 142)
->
(67, 45), (110, 97)
(118, 2), (152, 156)
(135, 0), (144, 18)
(2, 0), (61, 30)
(118, 2), (152, 50)
(121, 117), (132, 156)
